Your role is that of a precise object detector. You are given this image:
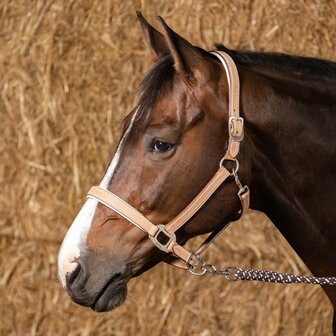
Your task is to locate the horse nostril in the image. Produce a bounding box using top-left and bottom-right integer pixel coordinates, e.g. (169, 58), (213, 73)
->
(65, 260), (90, 291)
(64, 262), (94, 307)
(66, 263), (81, 287)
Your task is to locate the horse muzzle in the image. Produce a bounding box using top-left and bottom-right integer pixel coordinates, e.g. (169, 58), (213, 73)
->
(64, 262), (129, 312)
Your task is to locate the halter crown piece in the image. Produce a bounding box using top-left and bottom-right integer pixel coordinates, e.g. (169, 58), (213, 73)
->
(87, 51), (250, 270)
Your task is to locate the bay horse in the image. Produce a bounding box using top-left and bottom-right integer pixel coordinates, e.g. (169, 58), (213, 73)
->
(57, 13), (336, 331)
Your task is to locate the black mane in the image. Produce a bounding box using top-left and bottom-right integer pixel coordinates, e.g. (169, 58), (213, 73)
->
(216, 44), (336, 81)
(138, 46), (336, 114)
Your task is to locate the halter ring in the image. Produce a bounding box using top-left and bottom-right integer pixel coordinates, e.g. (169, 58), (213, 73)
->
(219, 158), (239, 175)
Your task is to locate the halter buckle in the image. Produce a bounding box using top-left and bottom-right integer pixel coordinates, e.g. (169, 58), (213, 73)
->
(149, 224), (176, 253)
(229, 116), (244, 142)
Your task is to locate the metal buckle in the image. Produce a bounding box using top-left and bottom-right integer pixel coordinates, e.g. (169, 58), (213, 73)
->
(229, 116), (244, 142)
(149, 224), (176, 253)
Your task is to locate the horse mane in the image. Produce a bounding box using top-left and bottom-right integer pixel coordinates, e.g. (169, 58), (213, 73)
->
(216, 44), (336, 81)
(138, 45), (336, 116)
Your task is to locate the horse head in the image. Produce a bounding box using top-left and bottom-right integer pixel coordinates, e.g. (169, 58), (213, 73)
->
(58, 13), (250, 312)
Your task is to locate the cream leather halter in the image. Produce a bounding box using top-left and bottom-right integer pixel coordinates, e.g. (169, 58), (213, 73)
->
(87, 51), (250, 271)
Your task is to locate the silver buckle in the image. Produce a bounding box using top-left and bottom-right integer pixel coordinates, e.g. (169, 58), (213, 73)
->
(149, 224), (176, 253)
(229, 116), (244, 142)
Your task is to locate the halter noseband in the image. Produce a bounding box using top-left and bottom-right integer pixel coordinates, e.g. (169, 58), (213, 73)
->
(87, 51), (250, 269)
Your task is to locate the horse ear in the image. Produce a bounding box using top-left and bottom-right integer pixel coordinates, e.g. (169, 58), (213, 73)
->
(156, 16), (209, 78)
(136, 11), (170, 61)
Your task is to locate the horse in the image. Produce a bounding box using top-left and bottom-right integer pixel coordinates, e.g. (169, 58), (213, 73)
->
(57, 12), (336, 331)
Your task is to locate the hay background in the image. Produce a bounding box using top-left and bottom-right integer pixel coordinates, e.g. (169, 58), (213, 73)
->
(1, 1), (335, 335)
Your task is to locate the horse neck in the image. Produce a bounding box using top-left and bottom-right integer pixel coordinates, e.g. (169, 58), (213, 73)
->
(240, 64), (336, 276)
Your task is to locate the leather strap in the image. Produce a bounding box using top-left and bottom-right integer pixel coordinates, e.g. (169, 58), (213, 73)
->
(88, 186), (194, 262)
(164, 166), (231, 234)
(88, 186), (159, 237)
(88, 166), (230, 238)
(210, 51), (243, 161)
(88, 166), (231, 261)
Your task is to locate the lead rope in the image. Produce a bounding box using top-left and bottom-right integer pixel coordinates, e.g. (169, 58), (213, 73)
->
(187, 254), (336, 285)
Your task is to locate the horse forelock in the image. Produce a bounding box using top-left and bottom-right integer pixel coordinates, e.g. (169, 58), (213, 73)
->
(137, 55), (175, 121)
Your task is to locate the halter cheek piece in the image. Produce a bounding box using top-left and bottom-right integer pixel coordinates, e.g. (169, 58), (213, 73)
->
(87, 51), (250, 270)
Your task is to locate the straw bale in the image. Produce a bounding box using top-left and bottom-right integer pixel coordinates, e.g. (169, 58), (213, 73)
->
(1, 0), (335, 335)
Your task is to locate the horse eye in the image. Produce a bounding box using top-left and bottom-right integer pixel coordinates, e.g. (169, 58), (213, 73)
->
(153, 141), (173, 152)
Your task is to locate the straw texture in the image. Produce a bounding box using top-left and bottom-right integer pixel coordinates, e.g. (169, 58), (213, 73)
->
(1, 1), (335, 335)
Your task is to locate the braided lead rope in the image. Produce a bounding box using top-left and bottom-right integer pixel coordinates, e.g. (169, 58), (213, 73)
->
(187, 254), (336, 285)
(234, 267), (336, 285)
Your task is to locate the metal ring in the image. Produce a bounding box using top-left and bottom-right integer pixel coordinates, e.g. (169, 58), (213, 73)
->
(219, 158), (239, 175)
(187, 253), (207, 276)
(188, 264), (207, 276)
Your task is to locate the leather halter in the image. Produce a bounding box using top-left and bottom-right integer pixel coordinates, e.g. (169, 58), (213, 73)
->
(87, 51), (250, 269)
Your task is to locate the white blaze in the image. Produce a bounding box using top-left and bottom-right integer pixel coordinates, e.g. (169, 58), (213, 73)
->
(57, 198), (98, 287)
(99, 107), (139, 189)
(57, 107), (140, 287)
